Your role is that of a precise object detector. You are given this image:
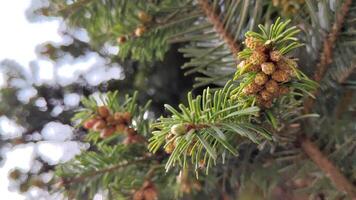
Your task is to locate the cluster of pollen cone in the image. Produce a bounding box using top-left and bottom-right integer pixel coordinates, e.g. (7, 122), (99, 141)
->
(82, 106), (146, 144)
(239, 36), (297, 108)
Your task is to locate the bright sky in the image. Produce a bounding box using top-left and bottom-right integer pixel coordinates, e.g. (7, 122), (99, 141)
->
(0, 1), (116, 199)
(0, 0), (125, 198)
(0, 1), (62, 199)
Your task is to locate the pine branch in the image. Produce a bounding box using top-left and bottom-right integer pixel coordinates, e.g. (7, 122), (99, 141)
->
(304, 0), (353, 113)
(313, 0), (353, 82)
(197, 0), (240, 56)
(299, 3), (356, 195)
(59, 156), (152, 186)
(300, 137), (356, 199)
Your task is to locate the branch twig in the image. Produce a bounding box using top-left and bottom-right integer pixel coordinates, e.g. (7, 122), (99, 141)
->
(300, 137), (356, 199)
(300, 1), (356, 198)
(60, 156), (152, 186)
(304, 0), (352, 113)
(197, 0), (240, 55)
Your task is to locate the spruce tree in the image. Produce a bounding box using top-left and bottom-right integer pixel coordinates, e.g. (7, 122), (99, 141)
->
(4, 0), (356, 199)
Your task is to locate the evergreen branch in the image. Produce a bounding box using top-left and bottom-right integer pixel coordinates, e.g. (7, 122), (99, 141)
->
(304, 0), (352, 113)
(300, 137), (356, 199)
(197, 0), (240, 56)
(59, 156), (152, 186)
(300, 2), (356, 193)
(313, 0), (353, 82)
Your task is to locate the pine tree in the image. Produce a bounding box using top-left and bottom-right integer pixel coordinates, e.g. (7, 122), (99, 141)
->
(4, 0), (356, 199)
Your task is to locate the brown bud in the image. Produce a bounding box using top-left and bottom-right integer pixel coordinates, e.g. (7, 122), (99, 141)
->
(265, 80), (279, 94)
(272, 70), (290, 82)
(254, 73), (268, 86)
(143, 187), (158, 200)
(93, 119), (106, 131)
(164, 142), (175, 154)
(279, 86), (289, 95)
(261, 62), (276, 75)
(100, 127), (116, 138)
(242, 83), (261, 95)
(133, 190), (144, 200)
(138, 11), (152, 23)
(135, 26), (146, 37)
(106, 115), (116, 125)
(114, 112), (125, 124)
(249, 50), (267, 65)
(117, 36), (127, 44)
(126, 127), (136, 135)
(123, 133), (145, 145)
(260, 90), (273, 101)
(83, 118), (98, 129)
(269, 50), (282, 62)
(97, 106), (110, 118)
(115, 124), (126, 133)
(122, 112), (132, 124)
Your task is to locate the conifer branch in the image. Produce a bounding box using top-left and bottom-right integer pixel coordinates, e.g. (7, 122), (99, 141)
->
(59, 156), (152, 186)
(300, 137), (356, 199)
(299, 3), (355, 195)
(313, 0), (352, 82)
(304, 0), (352, 113)
(197, 0), (240, 56)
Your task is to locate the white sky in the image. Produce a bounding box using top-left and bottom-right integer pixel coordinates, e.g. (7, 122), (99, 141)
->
(0, 1), (62, 199)
(0, 0), (125, 198)
(0, 1), (115, 199)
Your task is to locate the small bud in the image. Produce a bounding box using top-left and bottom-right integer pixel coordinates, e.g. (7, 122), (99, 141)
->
(83, 118), (97, 129)
(137, 11), (152, 23)
(117, 36), (127, 44)
(115, 124), (126, 133)
(100, 127), (116, 138)
(170, 124), (186, 136)
(261, 62), (276, 75)
(164, 142), (175, 154)
(269, 50), (282, 62)
(97, 106), (110, 118)
(114, 112), (125, 124)
(122, 112), (132, 124)
(254, 73), (268, 86)
(135, 26), (146, 37)
(272, 70), (290, 82)
(265, 80), (279, 94)
(106, 115), (116, 125)
(279, 86), (289, 95)
(260, 90), (273, 101)
(93, 119), (106, 131)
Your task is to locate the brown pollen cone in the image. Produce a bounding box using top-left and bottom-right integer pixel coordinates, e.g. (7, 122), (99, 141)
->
(272, 70), (290, 82)
(261, 62), (276, 75)
(265, 80), (279, 94)
(254, 72), (269, 86)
